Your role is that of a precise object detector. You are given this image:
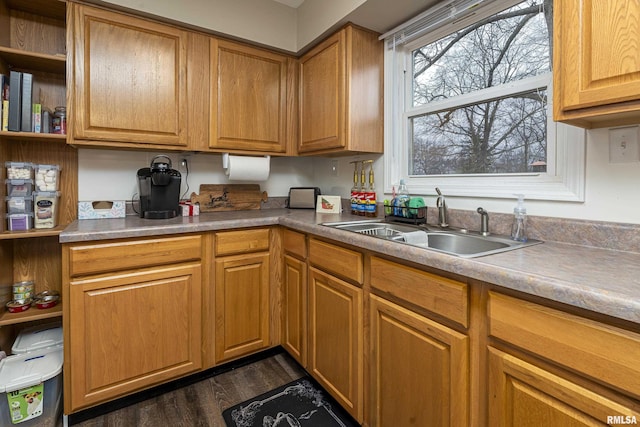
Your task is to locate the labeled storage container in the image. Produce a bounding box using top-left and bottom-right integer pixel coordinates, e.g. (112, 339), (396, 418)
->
(7, 213), (33, 231)
(0, 346), (63, 427)
(33, 192), (60, 229)
(6, 197), (32, 215)
(5, 163), (33, 180)
(11, 322), (62, 355)
(5, 180), (33, 198)
(34, 165), (60, 192)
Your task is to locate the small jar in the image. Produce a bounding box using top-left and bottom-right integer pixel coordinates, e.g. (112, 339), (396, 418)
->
(52, 106), (66, 135)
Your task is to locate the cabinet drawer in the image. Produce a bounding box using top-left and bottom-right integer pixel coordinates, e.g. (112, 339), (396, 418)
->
(309, 238), (363, 284)
(68, 235), (202, 277)
(283, 229), (306, 259)
(215, 228), (270, 256)
(370, 256), (468, 328)
(488, 291), (640, 399)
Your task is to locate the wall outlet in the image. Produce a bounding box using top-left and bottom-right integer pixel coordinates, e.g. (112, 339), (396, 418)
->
(609, 126), (640, 163)
(330, 160), (339, 177)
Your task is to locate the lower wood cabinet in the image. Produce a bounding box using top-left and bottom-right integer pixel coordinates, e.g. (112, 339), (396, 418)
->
(369, 294), (469, 427)
(66, 263), (202, 412)
(308, 266), (363, 422)
(63, 235), (204, 413)
(214, 249), (270, 363)
(282, 253), (307, 366)
(488, 291), (640, 426)
(488, 347), (640, 426)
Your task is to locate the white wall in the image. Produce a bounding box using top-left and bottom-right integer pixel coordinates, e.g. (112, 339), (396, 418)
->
(77, 149), (317, 202)
(79, 126), (640, 225)
(97, 0), (299, 52)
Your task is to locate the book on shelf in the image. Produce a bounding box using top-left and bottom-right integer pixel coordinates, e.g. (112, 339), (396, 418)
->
(0, 74), (6, 131)
(20, 72), (33, 132)
(1, 100), (8, 132)
(7, 71), (21, 132)
(32, 103), (42, 133)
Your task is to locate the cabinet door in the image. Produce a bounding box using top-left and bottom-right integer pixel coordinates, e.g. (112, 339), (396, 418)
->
(282, 254), (307, 366)
(554, 1), (640, 124)
(298, 31), (346, 153)
(210, 39), (290, 153)
(488, 347), (640, 426)
(308, 267), (363, 422)
(369, 295), (469, 427)
(71, 5), (188, 147)
(215, 252), (270, 363)
(67, 263), (202, 412)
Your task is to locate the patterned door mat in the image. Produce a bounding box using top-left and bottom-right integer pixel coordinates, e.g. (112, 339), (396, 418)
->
(222, 376), (360, 427)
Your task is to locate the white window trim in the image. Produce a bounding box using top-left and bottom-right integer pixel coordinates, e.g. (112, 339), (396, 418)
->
(383, 1), (586, 202)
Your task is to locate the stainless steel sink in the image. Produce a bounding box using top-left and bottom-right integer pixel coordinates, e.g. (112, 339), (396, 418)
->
(322, 220), (541, 258)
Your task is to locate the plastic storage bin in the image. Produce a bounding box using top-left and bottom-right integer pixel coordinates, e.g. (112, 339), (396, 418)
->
(7, 213), (33, 231)
(0, 346), (63, 427)
(33, 192), (60, 229)
(5, 163), (33, 180)
(11, 322), (62, 355)
(6, 196), (33, 215)
(34, 165), (60, 192)
(5, 180), (33, 198)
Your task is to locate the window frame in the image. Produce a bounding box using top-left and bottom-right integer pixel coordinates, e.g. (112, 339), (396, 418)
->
(383, 0), (586, 202)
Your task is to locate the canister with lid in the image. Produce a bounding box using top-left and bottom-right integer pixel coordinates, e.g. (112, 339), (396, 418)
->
(52, 106), (66, 135)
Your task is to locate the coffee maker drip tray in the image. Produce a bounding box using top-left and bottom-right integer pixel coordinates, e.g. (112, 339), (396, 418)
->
(143, 209), (178, 219)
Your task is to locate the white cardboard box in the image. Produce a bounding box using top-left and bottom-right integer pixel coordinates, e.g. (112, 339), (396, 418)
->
(78, 201), (126, 220)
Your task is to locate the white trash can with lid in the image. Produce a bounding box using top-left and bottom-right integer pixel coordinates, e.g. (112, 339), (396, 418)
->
(11, 322), (62, 355)
(0, 346), (63, 427)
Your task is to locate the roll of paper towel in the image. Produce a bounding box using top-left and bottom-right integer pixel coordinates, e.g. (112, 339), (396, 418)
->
(223, 154), (270, 181)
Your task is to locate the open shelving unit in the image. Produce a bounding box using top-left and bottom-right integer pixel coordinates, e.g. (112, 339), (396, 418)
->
(0, 0), (76, 338)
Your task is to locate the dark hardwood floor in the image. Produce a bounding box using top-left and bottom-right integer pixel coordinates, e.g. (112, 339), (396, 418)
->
(72, 351), (306, 427)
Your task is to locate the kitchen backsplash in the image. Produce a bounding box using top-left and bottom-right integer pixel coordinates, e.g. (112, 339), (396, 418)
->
(122, 198), (640, 253)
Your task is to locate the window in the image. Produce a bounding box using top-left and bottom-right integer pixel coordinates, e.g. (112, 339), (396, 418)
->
(383, 0), (585, 201)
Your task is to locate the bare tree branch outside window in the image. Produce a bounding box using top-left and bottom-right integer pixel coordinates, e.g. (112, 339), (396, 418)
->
(410, 0), (552, 176)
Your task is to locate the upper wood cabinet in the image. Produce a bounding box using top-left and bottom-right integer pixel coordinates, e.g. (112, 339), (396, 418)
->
(298, 24), (383, 155)
(554, 0), (640, 128)
(209, 39), (295, 154)
(69, 4), (190, 148)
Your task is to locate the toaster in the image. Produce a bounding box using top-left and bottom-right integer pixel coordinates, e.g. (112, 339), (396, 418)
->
(287, 187), (321, 209)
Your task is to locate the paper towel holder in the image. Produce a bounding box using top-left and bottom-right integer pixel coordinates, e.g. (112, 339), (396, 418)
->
(222, 153), (270, 170)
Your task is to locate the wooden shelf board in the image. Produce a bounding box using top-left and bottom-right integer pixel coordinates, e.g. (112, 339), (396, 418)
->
(0, 46), (66, 74)
(5, 0), (66, 21)
(0, 303), (61, 326)
(0, 130), (67, 142)
(0, 226), (66, 240)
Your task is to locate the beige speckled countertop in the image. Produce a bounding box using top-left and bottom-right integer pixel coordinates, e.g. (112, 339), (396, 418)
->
(60, 209), (640, 324)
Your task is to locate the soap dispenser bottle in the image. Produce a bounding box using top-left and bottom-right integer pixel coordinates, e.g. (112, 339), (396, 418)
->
(511, 194), (528, 242)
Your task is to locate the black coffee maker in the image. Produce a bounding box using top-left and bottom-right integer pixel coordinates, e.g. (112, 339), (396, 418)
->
(137, 155), (181, 219)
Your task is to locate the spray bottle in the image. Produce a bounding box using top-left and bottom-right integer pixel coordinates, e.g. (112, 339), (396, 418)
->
(349, 161), (360, 215)
(511, 194), (528, 242)
(363, 160), (377, 217)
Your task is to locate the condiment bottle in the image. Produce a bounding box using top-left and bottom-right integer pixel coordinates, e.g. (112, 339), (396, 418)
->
(363, 160), (377, 217)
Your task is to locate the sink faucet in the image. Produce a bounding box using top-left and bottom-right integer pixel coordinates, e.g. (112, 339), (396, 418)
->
(477, 207), (489, 236)
(435, 188), (448, 228)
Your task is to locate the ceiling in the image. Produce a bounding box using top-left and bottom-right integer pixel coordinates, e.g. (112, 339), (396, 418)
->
(271, 0), (305, 8)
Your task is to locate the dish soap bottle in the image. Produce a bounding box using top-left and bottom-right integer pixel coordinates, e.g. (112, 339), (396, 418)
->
(511, 194), (528, 242)
(395, 179), (410, 217)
